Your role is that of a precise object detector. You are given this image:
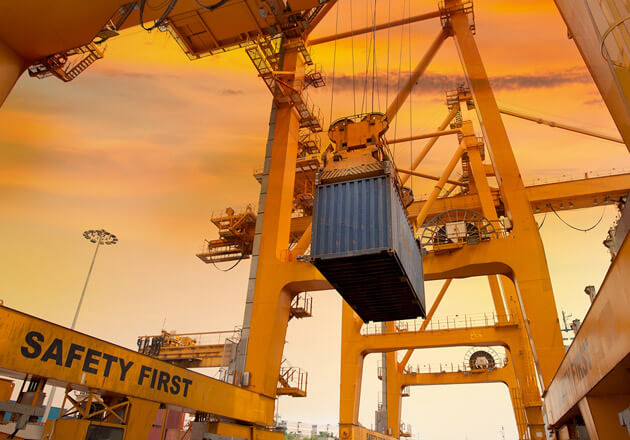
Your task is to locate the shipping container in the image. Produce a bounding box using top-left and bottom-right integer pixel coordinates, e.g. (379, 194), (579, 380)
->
(311, 175), (426, 322)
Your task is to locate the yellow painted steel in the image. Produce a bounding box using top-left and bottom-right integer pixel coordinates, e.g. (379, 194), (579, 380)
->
(284, 173), (630, 237)
(545, 235), (630, 435)
(154, 343), (232, 368)
(0, 39), (26, 105)
(375, 275), (545, 438)
(237, 42), (329, 402)
(42, 418), (92, 439)
(0, 306), (275, 426)
(338, 424), (399, 440)
(41, 397), (159, 440)
(396, 359), (528, 439)
(205, 421), (285, 440)
(0, 0), (628, 438)
(554, 0), (630, 150)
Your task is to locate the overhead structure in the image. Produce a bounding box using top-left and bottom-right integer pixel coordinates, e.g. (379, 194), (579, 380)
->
(0, 0), (629, 439)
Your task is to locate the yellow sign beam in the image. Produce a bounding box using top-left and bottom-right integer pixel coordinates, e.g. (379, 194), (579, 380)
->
(0, 306), (275, 426)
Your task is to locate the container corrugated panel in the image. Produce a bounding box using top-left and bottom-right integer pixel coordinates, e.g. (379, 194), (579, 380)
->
(311, 175), (426, 322)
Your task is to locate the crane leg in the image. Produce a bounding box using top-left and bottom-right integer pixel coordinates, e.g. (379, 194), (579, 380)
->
(0, 39), (26, 107)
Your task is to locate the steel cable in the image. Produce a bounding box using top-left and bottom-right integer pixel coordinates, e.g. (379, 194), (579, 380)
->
(537, 211), (547, 230)
(195, 0), (229, 11)
(211, 257), (244, 272)
(549, 205), (606, 232)
(329, 0), (340, 126)
(350, 0), (357, 114)
(139, 0), (179, 31)
(385, 0), (391, 107)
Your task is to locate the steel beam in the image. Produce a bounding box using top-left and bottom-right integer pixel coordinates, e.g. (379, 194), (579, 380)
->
(545, 236), (630, 427)
(308, 10), (441, 46)
(554, 0), (630, 151)
(0, 306), (275, 425)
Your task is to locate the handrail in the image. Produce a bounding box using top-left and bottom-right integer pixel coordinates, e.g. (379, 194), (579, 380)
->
(361, 312), (511, 335)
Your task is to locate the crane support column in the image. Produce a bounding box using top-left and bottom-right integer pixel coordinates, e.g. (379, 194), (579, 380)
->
(578, 395), (630, 439)
(447, 0), (565, 389)
(0, 38), (26, 106)
(240, 44), (303, 398)
(339, 303), (365, 431)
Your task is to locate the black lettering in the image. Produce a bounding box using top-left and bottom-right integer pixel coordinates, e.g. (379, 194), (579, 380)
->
(102, 353), (118, 378)
(138, 366), (152, 386)
(82, 349), (101, 374)
(170, 375), (181, 395)
(150, 368), (158, 388)
(41, 339), (64, 366)
(65, 344), (85, 368)
(157, 371), (170, 392)
(182, 378), (192, 397)
(119, 358), (134, 381)
(21, 331), (43, 359)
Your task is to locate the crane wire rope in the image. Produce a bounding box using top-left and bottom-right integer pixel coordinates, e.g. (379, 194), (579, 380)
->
(361, 0), (372, 114)
(373, 0), (382, 113)
(392, 0), (407, 145)
(407, 0), (412, 189)
(549, 205), (606, 232)
(329, 0), (340, 126)
(195, 0), (229, 11)
(139, 0), (179, 31)
(371, 0), (377, 113)
(385, 0), (392, 107)
(350, 0), (357, 115)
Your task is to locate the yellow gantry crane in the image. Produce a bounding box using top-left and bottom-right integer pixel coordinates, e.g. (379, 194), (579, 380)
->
(0, 1), (630, 440)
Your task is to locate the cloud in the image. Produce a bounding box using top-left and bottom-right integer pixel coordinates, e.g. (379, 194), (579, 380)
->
(220, 88), (244, 95)
(329, 66), (592, 95)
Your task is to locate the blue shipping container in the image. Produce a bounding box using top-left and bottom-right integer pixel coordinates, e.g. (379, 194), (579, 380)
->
(311, 175), (426, 322)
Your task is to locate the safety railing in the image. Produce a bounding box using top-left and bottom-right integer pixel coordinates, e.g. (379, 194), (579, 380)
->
(290, 293), (313, 319)
(399, 423), (412, 436)
(402, 358), (510, 375)
(361, 312), (511, 335)
(137, 328), (242, 354)
(524, 167), (630, 187)
(278, 366), (309, 397)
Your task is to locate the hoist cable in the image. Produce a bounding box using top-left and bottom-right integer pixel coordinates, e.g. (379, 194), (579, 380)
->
(549, 205), (606, 232)
(407, 0), (412, 188)
(139, 0), (179, 31)
(393, 0), (406, 142)
(195, 0), (229, 11)
(350, 0), (357, 114)
(329, 0), (340, 126)
(371, 0), (377, 113)
(360, 0), (371, 114)
(385, 0), (392, 107)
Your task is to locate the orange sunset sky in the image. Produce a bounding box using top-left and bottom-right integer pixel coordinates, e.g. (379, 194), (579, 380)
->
(1, 1), (630, 439)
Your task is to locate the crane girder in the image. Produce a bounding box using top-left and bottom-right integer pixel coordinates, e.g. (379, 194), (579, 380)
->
(0, 305), (275, 426)
(286, 173), (630, 237)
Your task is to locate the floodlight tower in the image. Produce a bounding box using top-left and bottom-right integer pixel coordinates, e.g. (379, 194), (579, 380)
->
(41, 229), (119, 424)
(72, 229), (119, 329)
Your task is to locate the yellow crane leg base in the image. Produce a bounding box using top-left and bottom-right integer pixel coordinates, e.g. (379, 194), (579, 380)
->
(42, 419), (91, 439)
(203, 421), (284, 440)
(339, 424), (399, 440)
(41, 397), (159, 440)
